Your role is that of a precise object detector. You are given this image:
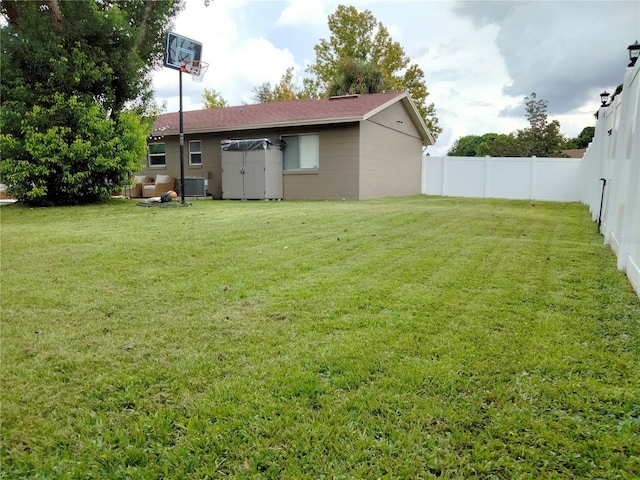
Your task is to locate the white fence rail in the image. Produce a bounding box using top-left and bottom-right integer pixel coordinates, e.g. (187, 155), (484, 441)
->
(421, 59), (639, 297)
(422, 155), (583, 202)
(582, 60), (640, 297)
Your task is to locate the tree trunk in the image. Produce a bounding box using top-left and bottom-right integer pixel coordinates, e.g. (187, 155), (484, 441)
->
(1, 0), (22, 31)
(133, 1), (155, 57)
(45, 0), (63, 30)
(1, 0), (63, 31)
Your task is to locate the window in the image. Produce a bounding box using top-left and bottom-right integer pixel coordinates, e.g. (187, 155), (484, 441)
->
(148, 143), (165, 167)
(282, 133), (319, 170)
(189, 140), (202, 165)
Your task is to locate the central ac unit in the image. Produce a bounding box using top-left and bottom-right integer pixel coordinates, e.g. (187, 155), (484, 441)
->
(183, 176), (208, 197)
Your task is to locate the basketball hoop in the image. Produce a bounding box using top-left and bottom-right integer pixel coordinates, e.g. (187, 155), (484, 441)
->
(182, 60), (209, 83)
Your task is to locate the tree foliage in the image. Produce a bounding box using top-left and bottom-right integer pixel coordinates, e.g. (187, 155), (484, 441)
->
(250, 67), (308, 103)
(250, 82), (274, 104)
(326, 57), (388, 97)
(202, 88), (228, 109)
(447, 133), (521, 157)
(564, 126), (595, 149)
(447, 135), (485, 156)
(515, 93), (566, 157)
(0, 0), (182, 205)
(308, 4), (440, 138)
(475, 133), (521, 157)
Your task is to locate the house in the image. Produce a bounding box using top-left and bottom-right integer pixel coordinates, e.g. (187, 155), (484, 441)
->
(140, 91), (435, 200)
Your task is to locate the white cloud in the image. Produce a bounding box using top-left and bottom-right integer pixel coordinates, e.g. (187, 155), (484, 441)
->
(276, 0), (330, 27)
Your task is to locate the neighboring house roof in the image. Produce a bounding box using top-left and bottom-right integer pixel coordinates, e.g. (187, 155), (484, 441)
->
(561, 148), (587, 158)
(151, 91), (434, 146)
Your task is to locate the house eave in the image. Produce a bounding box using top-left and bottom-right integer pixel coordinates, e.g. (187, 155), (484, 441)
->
(159, 116), (363, 137)
(361, 92), (434, 146)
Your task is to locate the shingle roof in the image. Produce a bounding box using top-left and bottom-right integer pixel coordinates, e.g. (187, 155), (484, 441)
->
(560, 148), (587, 158)
(151, 91), (434, 145)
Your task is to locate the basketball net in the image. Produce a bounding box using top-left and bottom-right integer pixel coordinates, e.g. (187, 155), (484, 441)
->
(183, 60), (209, 83)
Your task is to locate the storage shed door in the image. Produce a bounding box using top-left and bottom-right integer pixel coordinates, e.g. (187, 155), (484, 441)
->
(244, 150), (267, 199)
(221, 150), (245, 199)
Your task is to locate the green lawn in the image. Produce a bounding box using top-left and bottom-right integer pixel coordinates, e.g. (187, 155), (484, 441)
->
(1, 196), (639, 479)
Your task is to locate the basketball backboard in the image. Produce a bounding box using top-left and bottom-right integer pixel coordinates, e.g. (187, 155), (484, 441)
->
(163, 32), (203, 70)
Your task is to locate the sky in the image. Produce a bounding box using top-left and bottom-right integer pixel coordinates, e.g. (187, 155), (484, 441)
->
(151, 0), (640, 155)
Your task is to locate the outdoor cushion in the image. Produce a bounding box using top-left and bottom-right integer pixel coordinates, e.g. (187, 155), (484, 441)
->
(134, 175), (147, 183)
(155, 174), (171, 184)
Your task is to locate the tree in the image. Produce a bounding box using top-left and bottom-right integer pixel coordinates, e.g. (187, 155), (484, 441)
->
(202, 88), (228, 109)
(251, 82), (274, 104)
(575, 126), (595, 148)
(515, 93), (566, 157)
(446, 133), (521, 157)
(327, 57), (388, 97)
(447, 135), (484, 156)
(0, 0), (183, 205)
(307, 4), (440, 138)
(250, 67), (303, 103)
(475, 133), (521, 157)
(270, 67), (301, 102)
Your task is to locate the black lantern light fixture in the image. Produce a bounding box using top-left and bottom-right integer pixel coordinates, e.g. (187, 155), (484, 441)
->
(600, 91), (610, 107)
(629, 40), (640, 68)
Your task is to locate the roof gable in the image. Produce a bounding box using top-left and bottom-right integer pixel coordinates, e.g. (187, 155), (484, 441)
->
(152, 91), (434, 145)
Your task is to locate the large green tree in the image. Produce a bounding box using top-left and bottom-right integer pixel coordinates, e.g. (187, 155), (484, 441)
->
(0, 0), (183, 205)
(308, 4), (440, 138)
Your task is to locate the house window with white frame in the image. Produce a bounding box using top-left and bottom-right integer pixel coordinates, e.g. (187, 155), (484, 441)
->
(282, 133), (319, 171)
(148, 143), (166, 167)
(189, 140), (202, 165)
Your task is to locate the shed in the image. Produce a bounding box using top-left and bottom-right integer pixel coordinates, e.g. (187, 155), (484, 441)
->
(221, 139), (283, 200)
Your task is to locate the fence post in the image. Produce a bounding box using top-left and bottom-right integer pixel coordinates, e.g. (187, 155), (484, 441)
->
(484, 156), (490, 198)
(441, 156), (447, 197)
(529, 156), (537, 200)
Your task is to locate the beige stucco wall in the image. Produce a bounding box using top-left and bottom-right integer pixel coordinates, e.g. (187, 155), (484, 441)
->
(358, 102), (424, 199)
(282, 124), (360, 200)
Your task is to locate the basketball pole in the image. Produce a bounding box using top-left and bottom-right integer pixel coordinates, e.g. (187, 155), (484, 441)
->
(179, 66), (186, 206)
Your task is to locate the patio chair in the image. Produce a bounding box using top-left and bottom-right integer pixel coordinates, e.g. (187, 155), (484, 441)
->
(143, 174), (175, 197)
(129, 175), (148, 198)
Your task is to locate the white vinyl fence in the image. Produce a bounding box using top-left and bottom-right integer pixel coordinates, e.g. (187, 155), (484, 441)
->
(581, 59), (640, 297)
(422, 155), (582, 201)
(421, 59), (639, 297)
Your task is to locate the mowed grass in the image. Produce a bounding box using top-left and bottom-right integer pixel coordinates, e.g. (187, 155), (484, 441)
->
(1, 196), (639, 479)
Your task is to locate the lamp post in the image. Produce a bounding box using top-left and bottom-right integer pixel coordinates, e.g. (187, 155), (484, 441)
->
(600, 91), (610, 107)
(628, 40), (640, 68)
